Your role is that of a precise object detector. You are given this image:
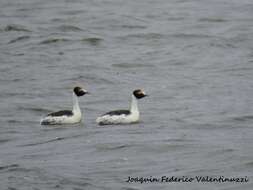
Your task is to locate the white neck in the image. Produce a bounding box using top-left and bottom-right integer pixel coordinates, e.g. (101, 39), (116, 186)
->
(72, 93), (81, 114)
(130, 94), (139, 114)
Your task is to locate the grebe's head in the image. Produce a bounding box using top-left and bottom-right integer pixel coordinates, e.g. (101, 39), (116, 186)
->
(73, 86), (89, 97)
(133, 89), (147, 99)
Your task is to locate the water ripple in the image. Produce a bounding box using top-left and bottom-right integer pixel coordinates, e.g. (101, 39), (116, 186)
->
(0, 164), (19, 171)
(2, 24), (31, 32)
(121, 187), (140, 190)
(17, 106), (51, 113)
(198, 18), (228, 23)
(57, 25), (83, 32)
(8, 36), (30, 44)
(232, 115), (253, 122)
(81, 37), (103, 46)
(112, 63), (155, 69)
(119, 24), (147, 29)
(0, 139), (12, 144)
(67, 74), (114, 85)
(244, 161), (253, 167)
(95, 143), (132, 151)
(19, 137), (66, 147)
(39, 38), (70, 45)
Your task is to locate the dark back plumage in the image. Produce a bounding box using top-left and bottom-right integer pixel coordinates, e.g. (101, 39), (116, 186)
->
(47, 110), (73, 117)
(103, 110), (130, 116)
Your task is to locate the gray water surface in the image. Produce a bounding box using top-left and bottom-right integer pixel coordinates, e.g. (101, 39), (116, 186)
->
(1, 0), (253, 189)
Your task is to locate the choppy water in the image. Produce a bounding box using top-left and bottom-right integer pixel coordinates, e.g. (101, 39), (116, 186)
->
(1, 0), (253, 189)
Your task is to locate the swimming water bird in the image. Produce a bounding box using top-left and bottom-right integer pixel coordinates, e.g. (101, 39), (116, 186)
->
(40, 87), (88, 125)
(96, 89), (147, 125)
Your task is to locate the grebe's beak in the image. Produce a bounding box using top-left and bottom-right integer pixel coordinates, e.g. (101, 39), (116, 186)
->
(82, 89), (90, 95)
(142, 91), (148, 97)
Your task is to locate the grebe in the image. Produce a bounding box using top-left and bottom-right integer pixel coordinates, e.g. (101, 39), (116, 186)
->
(96, 89), (147, 125)
(40, 86), (88, 125)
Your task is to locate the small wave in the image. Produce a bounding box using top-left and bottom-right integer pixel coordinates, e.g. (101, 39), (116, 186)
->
(8, 36), (30, 44)
(81, 37), (103, 45)
(17, 106), (51, 113)
(0, 164), (19, 171)
(121, 33), (164, 40)
(232, 115), (253, 122)
(7, 119), (20, 124)
(7, 166), (31, 172)
(2, 130), (19, 134)
(1, 92), (25, 97)
(7, 187), (17, 190)
(112, 63), (155, 68)
(59, 10), (85, 16)
(172, 33), (212, 39)
(13, 53), (25, 56)
(95, 144), (131, 151)
(0, 139), (11, 144)
(121, 187), (140, 190)
(199, 18), (227, 23)
(29, 107), (51, 113)
(59, 177), (93, 188)
(162, 138), (195, 143)
(167, 17), (185, 21)
(244, 161), (253, 167)
(220, 67), (253, 73)
(28, 107), (50, 112)
(208, 40), (236, 48)
(169, 61), (187, 66)
(3, 24), (31, 32)
(39, 38), (70, 45)
(67, 74), (114, 85)
(20, 137), (65, 147)
(120, 25), (146, 29)
(120, 32), (212, 41)
(57, 25), (83, 32)
(20, 134), (83, 147)
(205, 148), (235, 159)
(149, 144), (187, 152)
